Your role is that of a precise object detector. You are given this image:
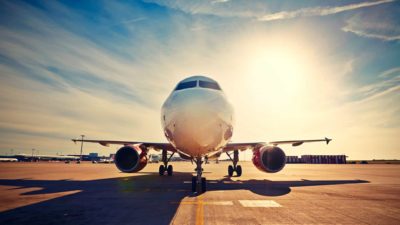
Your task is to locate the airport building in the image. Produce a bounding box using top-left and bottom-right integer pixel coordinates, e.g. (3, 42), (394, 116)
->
(286, 156), (302, 163)
(287, 155), (347, 164)
(10, 154), (79, 162)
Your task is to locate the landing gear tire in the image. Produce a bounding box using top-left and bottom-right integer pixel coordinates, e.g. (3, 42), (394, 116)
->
(192, 157), (206, 194)
(167, 165), (173, 176)
(191, 176), (197, 192)
(159, 165), (165, 176)
(160, 149), (175, 176)
(228, 165), (234, 177)
(236, 165), (242, 177)
(201, 177), (206, 192)
(191, 176), (206, 193)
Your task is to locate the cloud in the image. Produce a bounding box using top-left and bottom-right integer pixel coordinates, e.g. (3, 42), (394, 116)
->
(0, 1), (175, 105)
(379, 67), (400, 78)
(258, 0), (394, 21)
(341, 4), (400, 41)
(0, 1), (177, 155)
(355, 80), (400, 103)
(330, 83), (400, 159)
(144, 0), (270, 18)
(107, 17), (147, 28)
(146, 0), (395, 24)
(211, 0), (230, 4)
(342, 26), (400, 41)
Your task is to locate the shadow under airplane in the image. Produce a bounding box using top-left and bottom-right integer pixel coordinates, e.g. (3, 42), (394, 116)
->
(0, 172), (369, 225)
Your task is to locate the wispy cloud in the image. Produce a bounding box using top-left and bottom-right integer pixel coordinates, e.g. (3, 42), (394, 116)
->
(379, 67), (400, 78)
(106, 17), (147, 28)
(342, 26), (400, 41)
(342, 6), (400, 42)
(350, 67), (400, 103)
(211, 0), (230, 4)
(145, 0), (269, 18)
(355, 78), (400, 103)
(258, 0), (394, 21)
(0, 1), (178, 154)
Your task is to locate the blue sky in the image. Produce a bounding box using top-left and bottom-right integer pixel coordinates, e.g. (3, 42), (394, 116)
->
(0, 0), (399, 159)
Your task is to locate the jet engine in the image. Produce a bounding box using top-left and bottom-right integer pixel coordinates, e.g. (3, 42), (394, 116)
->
(252, 145), (286, 173)
(115, 145), (148, 173)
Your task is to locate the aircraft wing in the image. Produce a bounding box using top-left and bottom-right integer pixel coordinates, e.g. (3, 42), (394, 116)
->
(222, 137), (331, 151)
(223, 142), (266, 151)
(269, 137), (332, 147)
(71, 139), (175, 151)
(72, 137), (331, 153)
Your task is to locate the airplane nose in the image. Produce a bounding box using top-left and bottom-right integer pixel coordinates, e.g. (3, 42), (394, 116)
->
(175, 107), (221, 147)
(163, 88), (233, 156)
(172, 95), (226, 155)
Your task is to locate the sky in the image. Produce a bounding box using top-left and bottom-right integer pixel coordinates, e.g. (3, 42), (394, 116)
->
(0, 0), (399, 160)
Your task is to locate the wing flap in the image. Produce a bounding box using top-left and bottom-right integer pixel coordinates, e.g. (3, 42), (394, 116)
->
(269, 137), (332, 146)
(221, 137), (331, 152)
(71, 139), (175, 151)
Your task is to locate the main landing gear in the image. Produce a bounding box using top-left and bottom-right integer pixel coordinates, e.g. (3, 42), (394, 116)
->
(159, 149), (175, 176)
(226, 150), (242, 177)
(192, 157), (206, 193)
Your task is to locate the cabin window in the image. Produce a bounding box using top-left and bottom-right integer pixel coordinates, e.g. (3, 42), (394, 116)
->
(199, 80), (221, 90)
(175, 80), (197, 90)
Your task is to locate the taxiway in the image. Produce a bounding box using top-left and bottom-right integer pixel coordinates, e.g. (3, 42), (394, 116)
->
(0, 161), (399, 224)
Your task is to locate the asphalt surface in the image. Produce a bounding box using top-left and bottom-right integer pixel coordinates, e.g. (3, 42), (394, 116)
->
(0, 161), (399, 225)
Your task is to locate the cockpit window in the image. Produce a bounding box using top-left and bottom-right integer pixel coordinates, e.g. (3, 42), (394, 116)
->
(175, 80), (197, 91)
(199, 80), (221, 90)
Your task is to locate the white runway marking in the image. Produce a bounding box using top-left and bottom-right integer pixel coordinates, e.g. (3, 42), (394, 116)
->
(205, 201), (233, 206)
(171, 200), (233, 206)
(223, 181), (243, 184)
(238, 200), (282, 208)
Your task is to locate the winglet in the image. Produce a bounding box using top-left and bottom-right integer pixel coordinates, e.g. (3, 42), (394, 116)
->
(325, 137), (332, 145)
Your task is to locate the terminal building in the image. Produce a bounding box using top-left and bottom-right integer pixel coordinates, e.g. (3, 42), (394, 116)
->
(286, 155), (347, 164)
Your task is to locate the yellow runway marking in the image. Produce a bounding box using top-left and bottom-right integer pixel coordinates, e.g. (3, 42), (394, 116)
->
(171, 198), (235, 225)
(195, 195), (204, 225)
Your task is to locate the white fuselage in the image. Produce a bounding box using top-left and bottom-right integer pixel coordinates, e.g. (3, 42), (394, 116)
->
(161, 77), (234, 157)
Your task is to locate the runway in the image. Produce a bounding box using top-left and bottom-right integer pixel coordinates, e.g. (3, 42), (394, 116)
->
(0, 161), (399, 224)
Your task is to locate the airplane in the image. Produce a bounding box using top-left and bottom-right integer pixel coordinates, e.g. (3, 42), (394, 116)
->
(0, 157), (18, 162)
(72, 75), (331, 193)
(15, 154), (79, 161)
(13, 154), (80, 162)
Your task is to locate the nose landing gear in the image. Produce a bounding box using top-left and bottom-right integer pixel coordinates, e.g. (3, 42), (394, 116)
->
(192, 157), (206, 193)
(226, 150), (242, 177)
(159, 149), (175, 176)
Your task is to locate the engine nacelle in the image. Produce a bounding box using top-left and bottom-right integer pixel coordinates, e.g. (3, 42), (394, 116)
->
(252, 146), (286, 173)
(115, 145), (148, 173)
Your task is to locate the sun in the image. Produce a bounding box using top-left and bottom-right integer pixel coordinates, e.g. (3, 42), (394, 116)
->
(246, 44), (311, 107)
